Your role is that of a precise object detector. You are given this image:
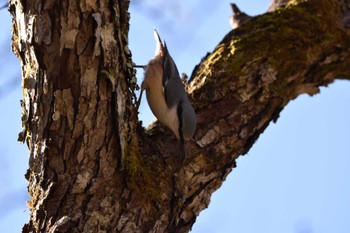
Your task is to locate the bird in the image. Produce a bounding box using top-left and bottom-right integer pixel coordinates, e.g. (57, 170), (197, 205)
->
(230, 3), (252, 29)
(135, 30), (196, 160)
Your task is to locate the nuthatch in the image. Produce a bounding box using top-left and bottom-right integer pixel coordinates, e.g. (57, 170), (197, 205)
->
(136, 30), (196, 159)
(230, 3), (252, 29)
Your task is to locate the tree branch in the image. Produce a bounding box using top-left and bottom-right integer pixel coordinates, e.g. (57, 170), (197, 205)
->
(138, 0), (350, 231)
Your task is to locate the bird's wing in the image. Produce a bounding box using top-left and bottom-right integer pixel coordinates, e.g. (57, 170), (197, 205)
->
(162, 43), (184, 109)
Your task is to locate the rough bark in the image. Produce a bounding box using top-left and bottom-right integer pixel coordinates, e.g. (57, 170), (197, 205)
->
(11, 0), (138, 232)
(10, 0), (350, 232)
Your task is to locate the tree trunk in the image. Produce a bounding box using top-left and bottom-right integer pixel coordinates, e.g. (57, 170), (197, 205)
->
(10, 0), (350, 232)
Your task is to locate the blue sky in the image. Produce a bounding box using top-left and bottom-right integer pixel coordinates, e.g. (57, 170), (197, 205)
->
(1, 1), (349, 232)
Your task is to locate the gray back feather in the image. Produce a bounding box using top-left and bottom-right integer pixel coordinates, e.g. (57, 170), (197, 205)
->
(162, 43), (186, 109)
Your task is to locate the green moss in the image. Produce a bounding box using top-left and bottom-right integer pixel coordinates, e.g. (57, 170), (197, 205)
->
(196, 0), (345, 101)
(241, 2), (337, 75)
(287, 0), (308, 6)
(123, 147), (139, 177)
(122, 135), (167, 225)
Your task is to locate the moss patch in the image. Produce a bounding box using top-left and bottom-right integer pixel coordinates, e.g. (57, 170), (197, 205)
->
(192, 0), (346, 103)
(232, 0), (342, 77)
(123, 142), (168, 226)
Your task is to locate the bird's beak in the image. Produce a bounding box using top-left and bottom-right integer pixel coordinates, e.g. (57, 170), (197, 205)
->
(154, 29), (164, 57)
